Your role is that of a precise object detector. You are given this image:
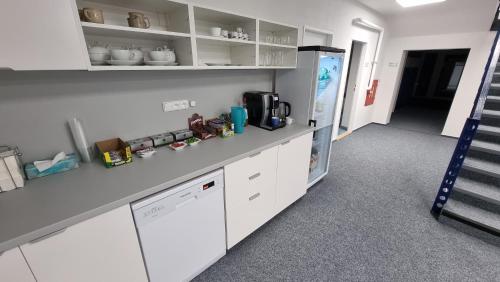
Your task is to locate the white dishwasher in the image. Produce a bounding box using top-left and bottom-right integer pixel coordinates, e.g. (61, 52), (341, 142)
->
(131, 169), (226, 282)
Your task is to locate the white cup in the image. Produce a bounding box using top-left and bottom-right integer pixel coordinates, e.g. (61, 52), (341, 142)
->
(210, 27), (222, 37)
(221, 30), (228, 38)
(286, 117), (294, 125)
(111, 49), (134, 61)
(149, 50), (167, 61)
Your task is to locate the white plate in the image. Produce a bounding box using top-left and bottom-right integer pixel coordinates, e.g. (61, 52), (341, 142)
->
(106, 60), (140, 66)
(144, 61), (179, 66)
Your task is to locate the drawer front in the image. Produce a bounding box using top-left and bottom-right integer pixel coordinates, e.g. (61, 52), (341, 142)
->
(224, 146), (278, 248)
(21, 205), (148, 282)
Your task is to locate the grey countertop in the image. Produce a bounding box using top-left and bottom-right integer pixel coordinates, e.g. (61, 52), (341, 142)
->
(0, 125), (313, 252)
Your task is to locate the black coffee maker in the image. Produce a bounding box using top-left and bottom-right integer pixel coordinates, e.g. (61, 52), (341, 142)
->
(243, 91), (291, 131)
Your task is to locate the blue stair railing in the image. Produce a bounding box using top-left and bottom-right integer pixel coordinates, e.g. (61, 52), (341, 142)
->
(431, 30), (500, 217)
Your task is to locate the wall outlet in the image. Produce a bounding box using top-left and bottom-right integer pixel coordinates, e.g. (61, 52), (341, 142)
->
(163, 100), (190, 112)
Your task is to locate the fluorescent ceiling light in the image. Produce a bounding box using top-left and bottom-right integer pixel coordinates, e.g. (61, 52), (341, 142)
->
(396, 0), (446, 8)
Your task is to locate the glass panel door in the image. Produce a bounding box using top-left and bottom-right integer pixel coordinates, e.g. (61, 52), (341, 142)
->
(309, 125), (333, 184)
(313, 53), (343, 129)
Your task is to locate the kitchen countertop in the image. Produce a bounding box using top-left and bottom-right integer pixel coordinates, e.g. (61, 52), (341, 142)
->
(0, 125), (314, 253)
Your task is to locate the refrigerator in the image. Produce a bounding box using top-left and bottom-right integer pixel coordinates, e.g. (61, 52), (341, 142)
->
(276, 46), (345, 187)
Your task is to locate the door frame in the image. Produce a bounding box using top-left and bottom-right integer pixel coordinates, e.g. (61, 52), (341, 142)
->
(338, 40), (367, 137)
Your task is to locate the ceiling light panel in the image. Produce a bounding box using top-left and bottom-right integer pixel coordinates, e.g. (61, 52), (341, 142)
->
(396, 0), (446, 8)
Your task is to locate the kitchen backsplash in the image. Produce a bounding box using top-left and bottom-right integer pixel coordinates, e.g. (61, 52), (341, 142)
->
(0, 70), (272, 162)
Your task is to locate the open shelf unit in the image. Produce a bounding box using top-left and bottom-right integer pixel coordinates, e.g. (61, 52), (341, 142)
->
(73, 0), (299, 70)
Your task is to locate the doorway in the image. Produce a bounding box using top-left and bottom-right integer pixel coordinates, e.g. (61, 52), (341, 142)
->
(338, 40), (365, 138)
(389, 49), (470, 135)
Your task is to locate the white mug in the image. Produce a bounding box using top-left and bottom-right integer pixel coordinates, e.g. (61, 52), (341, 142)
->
(286, 117), (294, 125)
(221, 29), (229, 38)
(210, 27), (222, 37)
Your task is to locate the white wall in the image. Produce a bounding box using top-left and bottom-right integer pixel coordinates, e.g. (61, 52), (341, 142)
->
(372, 0), (498, 137)
(373, 32), (496, 137)
(0, 0), (387, 162)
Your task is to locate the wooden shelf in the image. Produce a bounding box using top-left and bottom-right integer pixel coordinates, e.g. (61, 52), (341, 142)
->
(196, 35), (256, 46)
(89, 65), (195, 71)
(81, 22), (191, 40)
(258, 66), (296, 69)
(258, 42), (297, 49)
(75, 1), (298, 70)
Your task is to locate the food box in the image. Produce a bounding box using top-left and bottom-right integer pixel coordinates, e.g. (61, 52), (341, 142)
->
(95, 138), (132, 168)
(188, 113), (216, 140)
(170, 129), (193, 141)
(127, 137), (154, 153)
(150, 133), (174, 147)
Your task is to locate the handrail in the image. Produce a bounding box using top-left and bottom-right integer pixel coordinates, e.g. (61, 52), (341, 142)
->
(471, 31), (500, 119)
(431, 31), (500, 216)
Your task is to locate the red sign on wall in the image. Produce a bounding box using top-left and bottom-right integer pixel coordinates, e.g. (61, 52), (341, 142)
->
(365, 79), (379, 106)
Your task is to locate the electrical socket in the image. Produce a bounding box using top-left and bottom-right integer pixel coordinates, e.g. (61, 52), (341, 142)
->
(163, 100), (190, 112)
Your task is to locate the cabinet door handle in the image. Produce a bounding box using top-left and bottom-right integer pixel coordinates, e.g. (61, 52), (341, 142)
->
(249, 152), (261, 158)
(249, 172), (261, 180)
(281, 140), (290, 146)
(249, 192), (261, 201)
(30, 228), (67, 244)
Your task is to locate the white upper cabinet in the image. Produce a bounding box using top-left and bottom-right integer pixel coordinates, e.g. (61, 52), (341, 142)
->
(0, 247), (36, 282)
(0, 0), (87, 70)
(0, 0), (299, 70)
(20, 205), (148, 282)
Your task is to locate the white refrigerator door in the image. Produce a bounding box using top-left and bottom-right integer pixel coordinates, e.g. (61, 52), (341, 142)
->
(311, 52), (344, 129)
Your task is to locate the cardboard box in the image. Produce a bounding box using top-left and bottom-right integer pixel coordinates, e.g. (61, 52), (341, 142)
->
(95, 138), (132, 168)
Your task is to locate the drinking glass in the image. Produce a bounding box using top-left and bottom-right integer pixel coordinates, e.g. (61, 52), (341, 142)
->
(266, 32), (273, 43)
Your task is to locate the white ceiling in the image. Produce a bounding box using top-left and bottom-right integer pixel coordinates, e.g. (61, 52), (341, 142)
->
(356, 0), (473, 16)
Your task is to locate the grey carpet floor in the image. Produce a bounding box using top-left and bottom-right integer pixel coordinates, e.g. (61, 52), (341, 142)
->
(193, 124), (500, 282)
(388, 106), (449, 135)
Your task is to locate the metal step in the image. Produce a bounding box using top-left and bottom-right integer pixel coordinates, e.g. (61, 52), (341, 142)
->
(491, 83), (500, 90)
(462, 157), (500, 178)
(454, 177), (500, 206)
(477, 124), (500, 136)
(487, 95), (500, 103)
(442, 199), (500, 234)
(470, 140), (500, 155)
(482, 109), (500, 118)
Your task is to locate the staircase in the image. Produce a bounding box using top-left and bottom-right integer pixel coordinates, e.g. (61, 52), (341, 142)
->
(431, 32), (500, 235)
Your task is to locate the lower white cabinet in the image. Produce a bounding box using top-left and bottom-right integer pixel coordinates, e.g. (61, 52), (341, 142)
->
(275, 132), (313, 213)
(224, 146), (278, 249)
(0, 247), (36, 282)
(20, 205), (148, 282)
(224, 133), (312, 248)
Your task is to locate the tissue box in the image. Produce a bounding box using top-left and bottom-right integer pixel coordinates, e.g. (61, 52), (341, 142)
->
(24, 154), (80, 180)
(95, 138), (132, 168)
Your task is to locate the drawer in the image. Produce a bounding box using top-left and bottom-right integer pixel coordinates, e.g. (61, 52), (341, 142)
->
(225, 146), (277, 176)
(224, 146), (278, 248)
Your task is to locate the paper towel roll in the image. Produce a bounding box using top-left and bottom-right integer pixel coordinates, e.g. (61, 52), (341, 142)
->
(69, 118), (92, 163)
